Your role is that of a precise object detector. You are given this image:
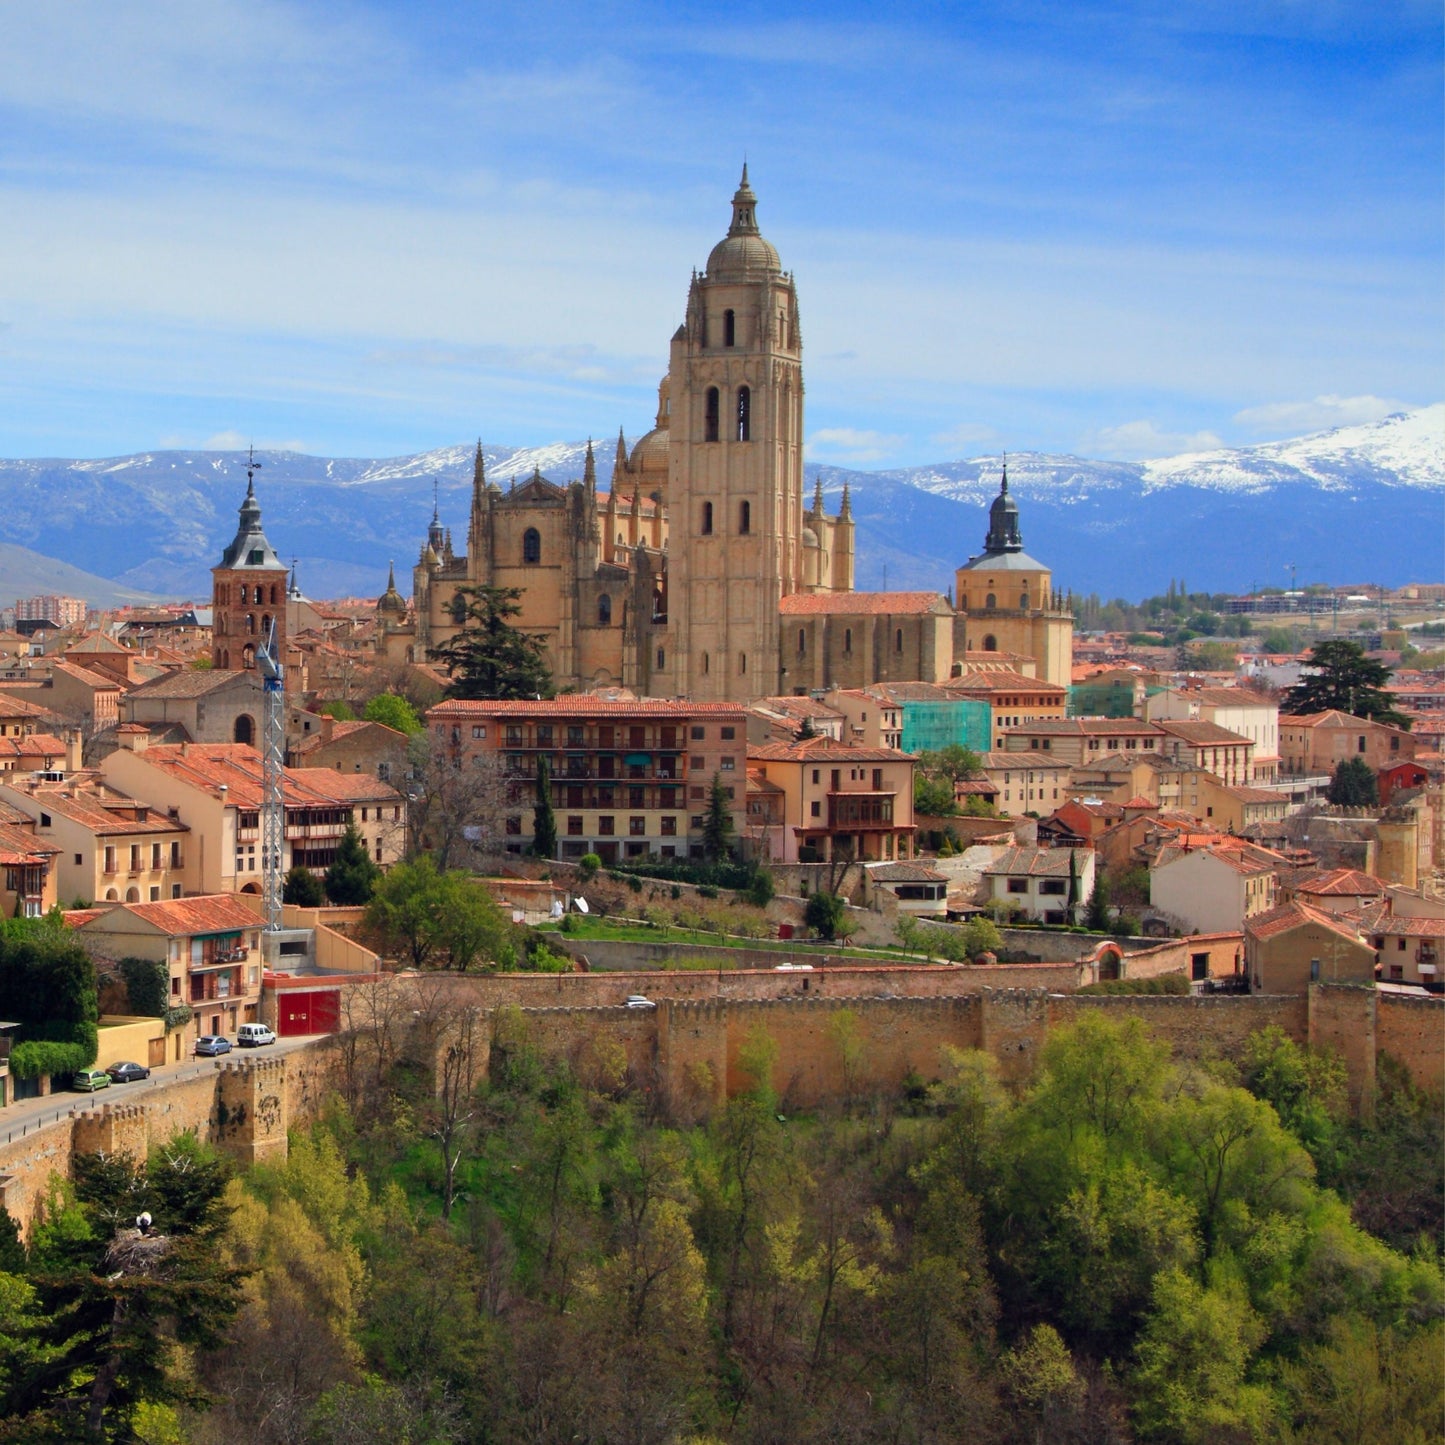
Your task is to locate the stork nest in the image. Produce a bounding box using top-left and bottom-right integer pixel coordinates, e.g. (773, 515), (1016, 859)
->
(102, 1228), (173, 1277)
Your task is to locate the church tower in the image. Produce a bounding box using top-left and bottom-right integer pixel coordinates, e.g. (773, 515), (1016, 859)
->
(210, 466), (289, 672)
(658, 167), (807, 702)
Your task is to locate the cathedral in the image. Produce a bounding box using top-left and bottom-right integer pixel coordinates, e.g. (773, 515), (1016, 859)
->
(376, 167), (1072, 700)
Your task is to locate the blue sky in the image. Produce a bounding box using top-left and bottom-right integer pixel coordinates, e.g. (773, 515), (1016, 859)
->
(0, 0), (1440, 466)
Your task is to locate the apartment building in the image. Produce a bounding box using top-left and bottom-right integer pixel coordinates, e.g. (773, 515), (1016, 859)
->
(0, 774), (191, 904)
(1144, 686), (1280, 781)
(426, 696), (748, 863)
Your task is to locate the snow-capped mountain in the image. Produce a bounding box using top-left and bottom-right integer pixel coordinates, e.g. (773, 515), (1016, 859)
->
(0, 408), (1438, 605)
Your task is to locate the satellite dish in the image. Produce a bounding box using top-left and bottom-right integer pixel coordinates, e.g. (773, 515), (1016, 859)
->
(573, 897), (589, 914)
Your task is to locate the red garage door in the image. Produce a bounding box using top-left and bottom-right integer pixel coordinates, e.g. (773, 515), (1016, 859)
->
(277, 989), (341, 1037)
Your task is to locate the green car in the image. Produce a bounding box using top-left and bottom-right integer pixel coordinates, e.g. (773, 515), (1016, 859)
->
(71, 1069), (112, 1093)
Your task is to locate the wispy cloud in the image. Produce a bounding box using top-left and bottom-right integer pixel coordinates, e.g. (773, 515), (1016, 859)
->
(931, 422), (998, 454)
(1232, 394), (1412, 436)
(806, 428), (907, 466)
(1084, 420), (1225, 461)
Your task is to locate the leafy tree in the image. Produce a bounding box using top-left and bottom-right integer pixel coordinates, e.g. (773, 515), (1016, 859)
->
(429, 584), (552, 701)
(282, 865), (325, 908)
(919, 744), (983, 782)
(1084, 874), (1111, 932)
(804, 891), (846, 941)
(1282, 640), (1410, 727)
(1327, 757), (1378, 807)
(702, 773), (735, 862)
(744, 866), (775, 909)
(363, 855), (511, 971)
(577, 852), (601, 882)
(318, 700), (357, 721)
(797, 715), (818, 740)
(0, 915), (99, 1080)
(360, 692), (423, 735)
(531, 757), (557, 860)
(913, 774), (957, 816)
(325, 822), (381, 906)
(961, 915), (1002, 959)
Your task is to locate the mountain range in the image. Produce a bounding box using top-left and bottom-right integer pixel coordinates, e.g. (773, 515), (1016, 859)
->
(0, 406), (1438, 608)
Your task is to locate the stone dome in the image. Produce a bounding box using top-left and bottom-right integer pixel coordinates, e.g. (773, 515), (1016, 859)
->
(706, 165), (781, 280)
(628, 376), (671, 478)
(802, 526), (820, 548)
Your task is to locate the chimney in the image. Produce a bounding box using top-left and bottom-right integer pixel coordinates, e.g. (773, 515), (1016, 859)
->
(64, 728), (83, 774)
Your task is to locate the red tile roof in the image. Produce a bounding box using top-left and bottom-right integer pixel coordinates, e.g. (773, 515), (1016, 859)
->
(1153, 719), (1254, 747)
(984, 846), (1090, 878)
(77, 893), (261, 938)
(1246, 899), (1363, 943)
(749, 737), (913, 763)
(126, 743), (402, 809)
(428, 697), (746, 718)
(1295, 868), (1386, 898)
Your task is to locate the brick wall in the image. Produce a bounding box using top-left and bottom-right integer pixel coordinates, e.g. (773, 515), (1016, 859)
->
(1377, 990), (1444, 1095)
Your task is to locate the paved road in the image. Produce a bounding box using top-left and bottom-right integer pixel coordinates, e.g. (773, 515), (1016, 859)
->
(0, 1034), (328, 1146)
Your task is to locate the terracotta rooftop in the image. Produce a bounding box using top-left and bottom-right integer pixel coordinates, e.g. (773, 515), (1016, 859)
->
(0, 819), (59, 863)
(778, 590), (950, 616)
(3, 782), (190, 836)
(1356, 903), (1445, 938)
(1153, 719), (1254, 747)
(749, 737), (913, 763)
(1246, 899), (1363, 944)
(0, 733), (68, 760)
(1295, 868), (1386, 898)
(868, 861), (949, 883)
(1163, 686), (1276, 709)
(947, 671), (1066, 697)
(122, 743), (402, 809)
(983, 846), (1090, 878)
(1003, 718), (1161, 736)
(0, 692), (61, 720)
(77, 893), (261, 938)
(428, 697), (746, 718)
(126, 669), (259, 701)
(982, 750), (1069, 771)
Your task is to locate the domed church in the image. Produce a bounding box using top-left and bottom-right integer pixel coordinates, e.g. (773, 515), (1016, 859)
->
(378, 168), (1071, 699)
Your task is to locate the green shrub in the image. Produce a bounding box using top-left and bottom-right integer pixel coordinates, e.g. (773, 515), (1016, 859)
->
(10, 1039), (89, 1080)
(1077, 974), (1189, 996)
(118, 956), (168, 1018)
(745, 869), (775, 908)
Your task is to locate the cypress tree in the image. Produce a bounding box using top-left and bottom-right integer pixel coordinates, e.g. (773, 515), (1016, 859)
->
(325, 822), (381, 905)
(531, 757), (558, 860)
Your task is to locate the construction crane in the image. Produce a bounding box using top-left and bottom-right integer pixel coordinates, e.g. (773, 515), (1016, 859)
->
(255, 618), (286, 937)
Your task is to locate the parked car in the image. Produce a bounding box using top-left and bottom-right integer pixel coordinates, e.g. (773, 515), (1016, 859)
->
(106, 1061), (151, 1084)
(624, 994), (656, 1009)
(195, 1035), (232, 1056)
(237, 1023), (276, 1048)
(72, 1068), (111, 1092)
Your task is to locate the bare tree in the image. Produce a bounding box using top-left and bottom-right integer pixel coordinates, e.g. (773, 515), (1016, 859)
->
(430, 1007), (482, 1220)
(404, 733), (509, 870)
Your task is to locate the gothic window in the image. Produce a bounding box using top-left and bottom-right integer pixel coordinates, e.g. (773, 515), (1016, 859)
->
(736, 386), (751, 442)
(701, 501), (714, 535)
(705, 387), (720, 442)
(985, 593), (996, 610)
(982, 635), (997, 652)
(739, 499), (751, 534)
(724, 309), (735, 347)
(523, 528), (541, 564)
(598, 594), (612, 626)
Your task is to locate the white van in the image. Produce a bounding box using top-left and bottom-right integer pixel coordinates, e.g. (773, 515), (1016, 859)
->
(237, 1023), (277, 1048)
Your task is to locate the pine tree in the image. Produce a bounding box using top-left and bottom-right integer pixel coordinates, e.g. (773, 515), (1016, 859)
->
(429, 585), (553, 701)
(282, 865), (325, 907)
(531, 757), (557, 860)
(702, 773), (735, 862)
(326, 822), (381, 905)
(1283, 640), (1411, 728)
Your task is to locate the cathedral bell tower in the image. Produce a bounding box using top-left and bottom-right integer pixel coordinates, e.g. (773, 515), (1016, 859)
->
(210, 455), (289, 673)
(659, 166), (805, 702)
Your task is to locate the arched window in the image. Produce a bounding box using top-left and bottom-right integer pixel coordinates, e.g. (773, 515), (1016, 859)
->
(237, 584), (247, 605)
(523, 528), (541, 563)
(736, 386), (751, 442)
(260, 614), (272, 640)
(798, 628), (806, 654)
(739, 500), (751, 534)
(701, 501), (714, 535)
(724, 309), (735, 347)
(271, 584), (280, 605)
(739, 652), (746, 675)
(844, 627), (853, 653)
(896, 628), (904, 652)
(216, 614), (227, 635)
(985, 593), (996, 610)
(105, 888), (118, 902)
(702, 652), (710, 675)
(234, 715), (254, 745)
(982, 634), (997, 652)
(617, 532), (625, 548)
(242, 644), (256, 669)
(705, 387), (720, 442)
(597, 594), (612, 626)
(655, 646), (665, 670)
(1020, 591), (1029, 609)
(245, 613), (256, 634)
(126, 888), (140, 903)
